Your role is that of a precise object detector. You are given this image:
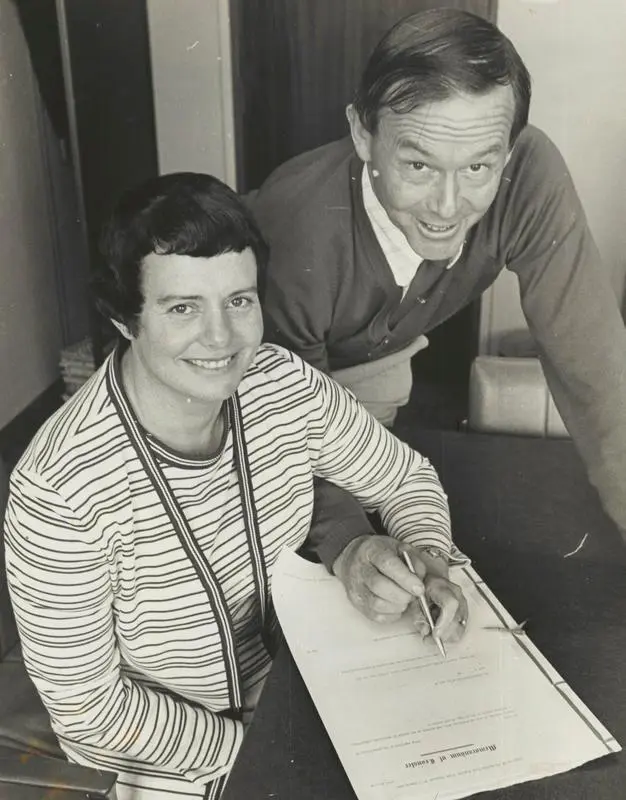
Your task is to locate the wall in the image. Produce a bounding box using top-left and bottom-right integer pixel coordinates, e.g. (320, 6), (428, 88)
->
(146, 0), (237, 186)
(479, 0), (626, 353)
(0, 0), (64, 429)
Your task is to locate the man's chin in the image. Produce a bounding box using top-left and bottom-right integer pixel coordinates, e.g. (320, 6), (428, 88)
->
(400, 219), (464, 261)
(410, 235), (463, 262)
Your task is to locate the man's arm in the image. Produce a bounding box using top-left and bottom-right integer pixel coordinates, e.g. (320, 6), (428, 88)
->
(302, 476), (377, 569)
(507, 130), (626, 540)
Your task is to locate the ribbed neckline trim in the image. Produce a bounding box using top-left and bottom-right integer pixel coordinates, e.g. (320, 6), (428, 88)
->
(107, 346), (230, 469)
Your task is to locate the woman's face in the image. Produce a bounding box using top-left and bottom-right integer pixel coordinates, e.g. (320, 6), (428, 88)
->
(125, 247), (263, 408)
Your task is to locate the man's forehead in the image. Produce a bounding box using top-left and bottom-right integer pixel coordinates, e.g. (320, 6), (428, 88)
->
(378, 85), (515, 147)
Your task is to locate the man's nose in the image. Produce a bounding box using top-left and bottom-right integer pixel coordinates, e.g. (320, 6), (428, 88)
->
(430, 173), (460, 220)
(199, 309), (231, 347)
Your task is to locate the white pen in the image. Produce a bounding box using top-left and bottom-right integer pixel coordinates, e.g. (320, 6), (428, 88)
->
(402, 549), (447, 659)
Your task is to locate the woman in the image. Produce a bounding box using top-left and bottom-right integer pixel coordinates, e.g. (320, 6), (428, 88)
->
(4, 173), (467, 799)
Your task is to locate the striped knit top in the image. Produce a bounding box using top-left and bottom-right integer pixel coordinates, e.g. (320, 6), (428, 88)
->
(4, 344), (452, 799)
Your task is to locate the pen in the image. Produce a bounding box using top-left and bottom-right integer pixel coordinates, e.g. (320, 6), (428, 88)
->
(483, 620), (527, 637)
(401, 550), (447, 659)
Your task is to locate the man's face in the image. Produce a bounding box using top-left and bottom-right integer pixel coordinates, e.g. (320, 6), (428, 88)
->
(126, 248), (263, 408)
(350, 85), (516, 260)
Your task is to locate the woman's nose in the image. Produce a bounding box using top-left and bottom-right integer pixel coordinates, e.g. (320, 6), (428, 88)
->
(198, 310), (230, 347)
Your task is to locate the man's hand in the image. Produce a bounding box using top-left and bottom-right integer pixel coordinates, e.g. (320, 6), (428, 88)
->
(332, 535), (426, 623)
(332, 535), (468, 642)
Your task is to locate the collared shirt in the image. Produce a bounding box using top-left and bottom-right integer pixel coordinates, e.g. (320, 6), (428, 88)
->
(361, 165), (463, 297)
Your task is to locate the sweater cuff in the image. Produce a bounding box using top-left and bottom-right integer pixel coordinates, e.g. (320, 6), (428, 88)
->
(185, 717), (245, 786)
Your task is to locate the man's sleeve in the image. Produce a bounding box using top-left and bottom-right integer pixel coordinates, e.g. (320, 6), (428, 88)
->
(261, 255), (332, 373)
(248, 185), (342, 373)
(507, 132), (626, 540)
(304, 477), (376, 571)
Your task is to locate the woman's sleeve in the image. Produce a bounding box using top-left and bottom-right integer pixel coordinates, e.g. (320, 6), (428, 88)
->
(4, 467), (243, 785)
(306, 366), (452, 555)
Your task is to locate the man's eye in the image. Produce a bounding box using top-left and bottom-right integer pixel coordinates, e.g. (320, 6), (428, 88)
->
(169, 304), (192, 315)
(410, 161), (428, 172)
(468, 163), (487, 174)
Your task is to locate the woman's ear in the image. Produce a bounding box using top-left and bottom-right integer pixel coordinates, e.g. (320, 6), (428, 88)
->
(110, 318), (133, 341)
(346, 104), (373, 164)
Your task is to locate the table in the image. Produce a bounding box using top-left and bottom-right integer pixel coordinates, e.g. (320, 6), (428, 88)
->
(223, 430), (626, 800)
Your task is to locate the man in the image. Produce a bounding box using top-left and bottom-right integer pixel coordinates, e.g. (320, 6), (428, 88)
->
(250, 8), (626, 568)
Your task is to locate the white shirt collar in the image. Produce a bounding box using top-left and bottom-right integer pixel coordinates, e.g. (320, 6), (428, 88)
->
(361, 165), (464, 294)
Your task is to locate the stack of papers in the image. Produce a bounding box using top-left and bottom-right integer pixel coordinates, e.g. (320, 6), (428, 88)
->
(272, 549), (620, 800)
(60, 338), (113, 400)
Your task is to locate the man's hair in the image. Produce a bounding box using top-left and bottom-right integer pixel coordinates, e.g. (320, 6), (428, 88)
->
(353, 8), (531, 146)
(94, 172), (269, 335)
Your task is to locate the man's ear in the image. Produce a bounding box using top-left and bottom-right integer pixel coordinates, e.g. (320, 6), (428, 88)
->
(110, 318), (133, 341)
(346, 104), (373, 164)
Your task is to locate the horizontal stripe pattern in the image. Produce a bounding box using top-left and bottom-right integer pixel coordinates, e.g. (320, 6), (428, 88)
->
(4, 344), (451, 799)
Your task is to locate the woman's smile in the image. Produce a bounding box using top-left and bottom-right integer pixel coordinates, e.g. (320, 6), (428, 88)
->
(184, 356), (235, 371)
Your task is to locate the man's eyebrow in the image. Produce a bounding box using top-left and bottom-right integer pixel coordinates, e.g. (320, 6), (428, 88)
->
(397, 139), (435, 158)
(156, 295), (203, 306)
(397, 139), (504, 160)
(467, 144), (505, 160)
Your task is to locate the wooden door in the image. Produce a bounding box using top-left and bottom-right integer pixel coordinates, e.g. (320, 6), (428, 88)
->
(230, 0), (497, 192)
(57, 0), (159, 362)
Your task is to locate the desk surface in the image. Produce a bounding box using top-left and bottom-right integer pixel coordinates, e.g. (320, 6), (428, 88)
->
(223, 431), (626, 799)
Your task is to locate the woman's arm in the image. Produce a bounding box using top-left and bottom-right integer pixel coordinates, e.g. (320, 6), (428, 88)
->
(309, 367), (452, 552)
(4, 467), (243, 785)
(303, 363), (467, 639)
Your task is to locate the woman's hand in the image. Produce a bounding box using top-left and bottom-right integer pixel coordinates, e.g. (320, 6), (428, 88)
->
(406, 573), (469, 643)
(404, 546), (469, 643)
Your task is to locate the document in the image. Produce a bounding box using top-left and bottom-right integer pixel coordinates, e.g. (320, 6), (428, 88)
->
(272, 549), (621, 800)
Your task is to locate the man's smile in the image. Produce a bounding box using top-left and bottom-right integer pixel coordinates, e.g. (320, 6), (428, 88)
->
(416, 219), (461, 239)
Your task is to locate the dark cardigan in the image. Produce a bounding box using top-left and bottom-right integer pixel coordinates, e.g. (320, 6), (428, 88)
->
(252, 125), (626, 558)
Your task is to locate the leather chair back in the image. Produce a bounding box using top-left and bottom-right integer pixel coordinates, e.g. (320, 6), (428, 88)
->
(0, 456), (118, 796)
(0, 456), (19, 659)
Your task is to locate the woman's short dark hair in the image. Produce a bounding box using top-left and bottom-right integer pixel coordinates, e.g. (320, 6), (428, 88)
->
(94, 172), (269, 335)
(353, 8), (531, 147)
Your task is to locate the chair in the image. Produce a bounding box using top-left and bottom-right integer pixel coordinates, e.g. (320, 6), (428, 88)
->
(0, 456), (118, 799)
(468, 331), (568, 438)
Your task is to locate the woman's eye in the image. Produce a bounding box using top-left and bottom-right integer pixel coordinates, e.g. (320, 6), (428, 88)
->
(169, 304), (192, 315)
(229, 295), (254, 309)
